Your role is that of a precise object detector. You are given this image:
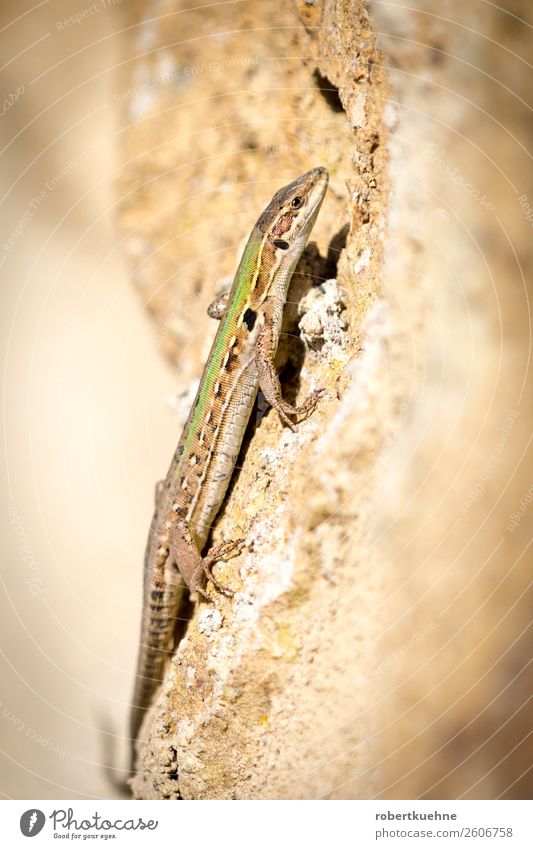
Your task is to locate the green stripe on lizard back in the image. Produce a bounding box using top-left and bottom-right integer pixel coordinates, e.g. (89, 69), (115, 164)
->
(179, 231), (265, 460)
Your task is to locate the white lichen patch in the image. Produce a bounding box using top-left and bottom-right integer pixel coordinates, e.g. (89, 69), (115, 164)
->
(241, 507), (296, 609)
(355, 248), (372, 274)
(350, 92), (366, 128)
(196, 506), (298, 703)
(298, 279), (349, 358)
(197, 608), (223, 634)
(259, 446), (279, 465)
(184, 665), (196, 688)
(175, 719), (195, 747)
(257, 409), (319, 489)
(314, 299), (390, 463)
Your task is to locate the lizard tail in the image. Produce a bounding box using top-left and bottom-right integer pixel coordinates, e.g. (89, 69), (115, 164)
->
(94, 708), (131, 798)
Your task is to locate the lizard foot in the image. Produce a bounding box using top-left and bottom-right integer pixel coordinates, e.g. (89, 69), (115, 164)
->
(274, 387), (327, 431)
(203, 538), (245, 597)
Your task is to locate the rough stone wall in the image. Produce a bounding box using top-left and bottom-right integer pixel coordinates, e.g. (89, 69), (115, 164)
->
(117, 0), (532, 799)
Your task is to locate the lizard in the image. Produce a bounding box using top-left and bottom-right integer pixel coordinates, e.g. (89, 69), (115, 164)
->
(129, 166), (329, 774)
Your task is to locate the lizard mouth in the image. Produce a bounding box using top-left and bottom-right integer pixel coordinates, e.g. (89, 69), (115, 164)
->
(293, 167), (329, 236)
(296, 166), (329, 202)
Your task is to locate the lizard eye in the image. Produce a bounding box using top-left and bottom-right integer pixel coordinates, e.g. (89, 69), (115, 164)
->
(291, 196), (303, 209)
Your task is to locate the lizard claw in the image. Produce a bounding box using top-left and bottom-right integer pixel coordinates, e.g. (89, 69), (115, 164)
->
(202, 538), (246, 596)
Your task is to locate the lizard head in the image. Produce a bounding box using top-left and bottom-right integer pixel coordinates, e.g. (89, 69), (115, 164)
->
(257, 167), (329, 250)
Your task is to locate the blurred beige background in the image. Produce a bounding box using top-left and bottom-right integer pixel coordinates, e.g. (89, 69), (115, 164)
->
(0, 0), (174, 798)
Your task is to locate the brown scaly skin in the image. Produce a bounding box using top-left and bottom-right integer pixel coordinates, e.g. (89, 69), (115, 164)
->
(130, 168), (329, 773)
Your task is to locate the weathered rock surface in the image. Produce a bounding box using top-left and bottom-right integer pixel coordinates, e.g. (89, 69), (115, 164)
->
(117, 0), (532, 799)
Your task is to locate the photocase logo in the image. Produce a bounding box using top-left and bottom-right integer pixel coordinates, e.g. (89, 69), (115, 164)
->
(20, 809), (46, 837)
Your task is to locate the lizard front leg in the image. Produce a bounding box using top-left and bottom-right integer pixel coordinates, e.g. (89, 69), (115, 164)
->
(207, 275), (233, 319)
(169, 520), (244, 598)
(207, 290), (230, 320)
(255, 307), (325, 431)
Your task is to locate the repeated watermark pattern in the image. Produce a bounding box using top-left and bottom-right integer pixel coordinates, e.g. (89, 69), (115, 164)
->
(506, 482), (533, 533)
(373, 621), (437, 679)
(113, 56), (259, 105)
(154, 297), (202, 355)
(0, 84), (25, 117)
(0, 698), (66, 758)
(350, 620), (436, 692)
(425, 143), (495, 212)
(462, 410), (519, 512)
(55, 0), (122, 30)
(517, 194), (533, 228)
(3, 138), (104, 254)
(262, 141), (332, 159)
(8, 505), (46, 597)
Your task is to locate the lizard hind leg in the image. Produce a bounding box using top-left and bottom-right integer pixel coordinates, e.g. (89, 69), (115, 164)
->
(202, 538), (245, 597)
(169, 520), (244, 599)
